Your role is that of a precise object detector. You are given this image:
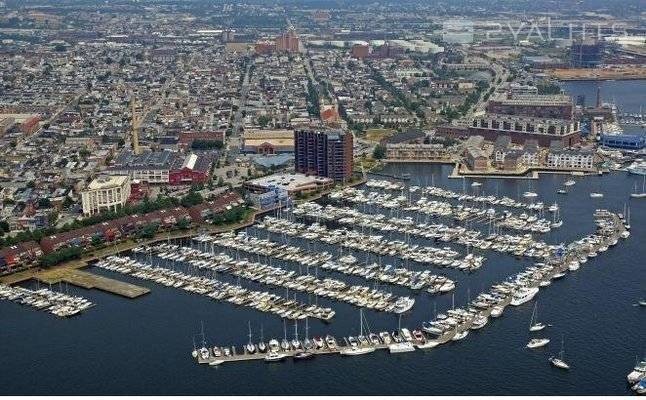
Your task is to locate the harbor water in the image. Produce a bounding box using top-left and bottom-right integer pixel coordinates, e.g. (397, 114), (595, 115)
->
(1, 165), (644, 395)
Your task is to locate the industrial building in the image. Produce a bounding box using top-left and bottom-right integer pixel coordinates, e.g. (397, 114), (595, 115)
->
(108, 150), (213, 185)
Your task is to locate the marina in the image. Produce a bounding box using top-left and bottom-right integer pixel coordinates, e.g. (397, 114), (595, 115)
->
(96, 255), (336, 321)
(129, 242), (415, 314)
(192, 232), (457, 293)
(0, 283), (94, 317)
(191, 203), (629, 367)
(290, 201), (555, 260)
(1, 164), (643, 395)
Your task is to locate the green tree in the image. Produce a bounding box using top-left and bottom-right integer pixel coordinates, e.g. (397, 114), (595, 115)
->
(372, 144), (386, 160)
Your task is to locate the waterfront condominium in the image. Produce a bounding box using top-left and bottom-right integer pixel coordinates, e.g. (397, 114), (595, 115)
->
(294, 128), (353, 182)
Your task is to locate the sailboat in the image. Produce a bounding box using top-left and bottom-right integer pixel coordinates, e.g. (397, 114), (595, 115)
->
(258, 324), (267, 353)
(280, 319), (290, 350)
(590, 181), (604, 198)
(529, 302), (547, 332)
(294, 318), (314, 360)
(630, 176), (646, 198)
(245, 321), (256, 354)
(551, 207), (563, 228)
(549, 337), (571, 370)
(340, 309), (376, 356)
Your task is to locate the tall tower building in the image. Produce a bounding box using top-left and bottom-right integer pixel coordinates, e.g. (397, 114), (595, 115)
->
(294, 128), (353, 182)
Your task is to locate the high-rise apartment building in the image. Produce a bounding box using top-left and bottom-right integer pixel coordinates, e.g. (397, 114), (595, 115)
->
(294, 129), (353, 182)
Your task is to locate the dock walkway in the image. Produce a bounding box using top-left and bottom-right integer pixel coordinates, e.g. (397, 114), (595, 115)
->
(36, 269), (149, 299)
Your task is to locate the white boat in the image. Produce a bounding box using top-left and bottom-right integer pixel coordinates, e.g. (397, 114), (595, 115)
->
(451, 330), (468, 341)
(393, 296), (415, 314)
(549, 337), (570, 370)
(523, 191), (538, 198)
(627, 161), (646, 176)
(550, 356), (570, 370)
(529, 302), (547, 332)
(511, 287), (540, 306)
(564, 179), (576, 187)
(416, 339), (440, 349)
(340, 345), (376, 356)
(590, 192), (604, 198)
(627, 359), (646, 383)
(490, 305), (504, 318)
(557, 189), (568, 195)
(568, 261), (580, 271)
(209, 359), (225, 367)
(264, 352), (288, 362)
(630, 175), (646, 198)
(539, 280), (551, 287)
(388, 342), (415, 353)
(527, 338), (550, 349)
(633, 379), (646, 394)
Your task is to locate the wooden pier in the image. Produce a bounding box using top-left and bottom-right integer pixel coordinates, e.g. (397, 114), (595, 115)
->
(36, 269), (149, 299)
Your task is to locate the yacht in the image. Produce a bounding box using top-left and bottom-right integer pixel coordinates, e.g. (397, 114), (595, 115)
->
(526, 338), (550, 349)
(264, 352), (288, 362)
(490, 305), (504, 318)
(511, 287), (540, 306)
(293, 351), (314, 360)
(451, 330), (469, 341)
(388, 342), (416, 353)
(393, 296), (415, 314)
(633, 379), (646, 395)
(550, 356), (570, 370)
(627, 359), (646, 383)
(627, 161), (646, 176)
(549, 338), (570, 370)
(340, 344), (376, 356)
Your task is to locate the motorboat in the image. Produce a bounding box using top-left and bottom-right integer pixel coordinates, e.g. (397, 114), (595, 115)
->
(470, 315), (488, 329)
(264, 352), (288, 362)
(552, 272), (566, 279)
(209, 360), (225, 367)
(633, 379), (646, 395)
(451, 330), (468, 341)
(511, 287), (539, 306)
(340, 345), (376, 356)
(293, 351), (314, 360)
(527, 338), (550, 349)
(388, 342), (415, 353)
(590, 192), (604, 198)
(627, 360), (646, 383)
(490, 305), (504, 318)
(393, 296), (415, 314)
(564, 180), (576, 187)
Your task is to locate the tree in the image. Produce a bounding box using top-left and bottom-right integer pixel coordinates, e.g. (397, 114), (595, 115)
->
(257, 115), (271, 127)
(372, 145), (386, 160)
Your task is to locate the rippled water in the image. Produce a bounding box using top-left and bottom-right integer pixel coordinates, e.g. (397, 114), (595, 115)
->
(1, 164), (643, 395)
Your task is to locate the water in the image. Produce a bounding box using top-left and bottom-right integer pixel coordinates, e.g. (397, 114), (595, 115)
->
(1, 165), (644, 395)
(560, 79), (646, 135)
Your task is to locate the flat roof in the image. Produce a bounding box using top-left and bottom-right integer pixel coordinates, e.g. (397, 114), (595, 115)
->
(246, 172), (332, 191)
(87, 175), (129, 190)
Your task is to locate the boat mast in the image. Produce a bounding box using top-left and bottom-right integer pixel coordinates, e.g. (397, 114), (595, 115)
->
(248, 321), (252, 345)
(283, 319), (287, 341)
